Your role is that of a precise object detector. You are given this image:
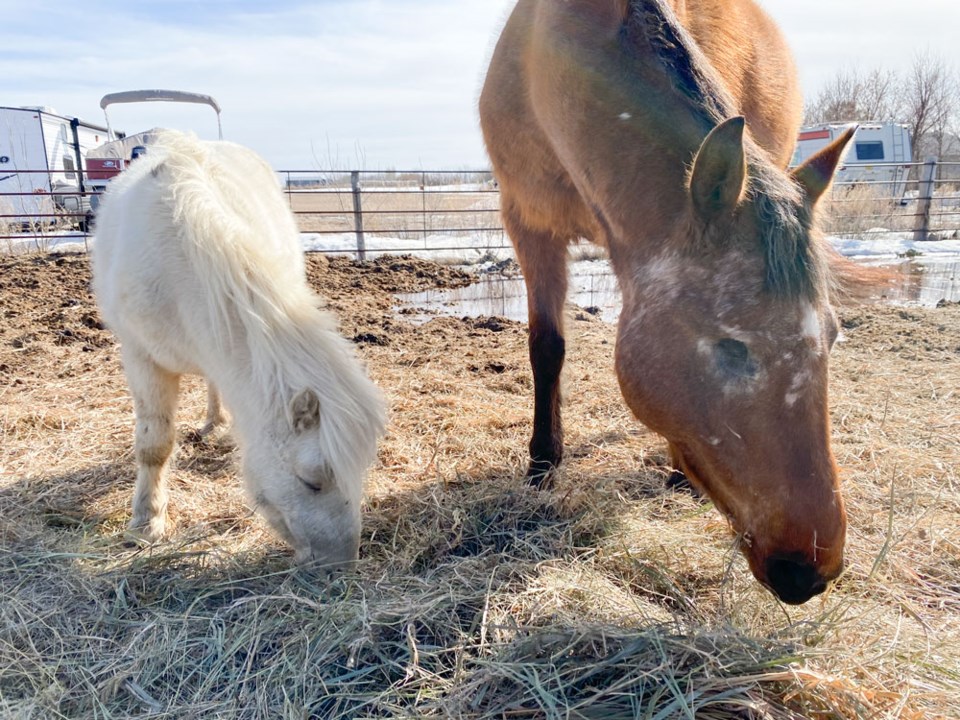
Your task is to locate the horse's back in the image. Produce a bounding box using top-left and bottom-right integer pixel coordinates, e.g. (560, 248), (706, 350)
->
(679, 0), (802, 163)
(92, 131), (307, 375)
(480, 0), (802, 236)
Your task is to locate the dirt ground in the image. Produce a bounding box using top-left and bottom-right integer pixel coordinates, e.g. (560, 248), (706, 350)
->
(2, 251), (959, 718)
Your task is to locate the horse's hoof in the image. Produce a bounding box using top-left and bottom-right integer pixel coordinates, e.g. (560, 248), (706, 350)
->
(125, 518), (165, 546)
(666, 469), (700, 496)
(189, 420), (223, 442)
(526, 460), (558, 489)
(197, 417), (225, 438)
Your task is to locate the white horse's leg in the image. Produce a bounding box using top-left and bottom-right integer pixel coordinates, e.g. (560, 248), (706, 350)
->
(123, 346), (180, 542)
(198, 382), (226, 437)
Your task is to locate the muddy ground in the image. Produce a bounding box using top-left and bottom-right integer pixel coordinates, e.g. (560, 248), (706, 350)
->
(1, 252), (959, 717)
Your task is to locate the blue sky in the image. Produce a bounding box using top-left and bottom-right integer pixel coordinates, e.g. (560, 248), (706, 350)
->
(5, 1), (958, 169)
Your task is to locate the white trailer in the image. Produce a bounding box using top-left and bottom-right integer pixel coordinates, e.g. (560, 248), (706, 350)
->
(0, 106), (112, 228)
(790, 122), (913, 198)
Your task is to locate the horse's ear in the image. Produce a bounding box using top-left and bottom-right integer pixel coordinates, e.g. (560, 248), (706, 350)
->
(791, 126), (856, 206)
(689, 116), (747, 221)
(289, 388), (320, 432)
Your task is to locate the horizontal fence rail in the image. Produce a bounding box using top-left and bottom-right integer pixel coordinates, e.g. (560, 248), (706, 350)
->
(3, 161), (959, 257)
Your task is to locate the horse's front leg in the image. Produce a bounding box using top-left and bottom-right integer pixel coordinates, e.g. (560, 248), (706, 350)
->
(505, 208), (569, 486)
(122, 347), (180, 542)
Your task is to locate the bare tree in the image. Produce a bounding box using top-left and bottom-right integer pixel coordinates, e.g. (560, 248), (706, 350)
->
(804, 66), (900, 125)
(804, 53), (960, 169)
(900, 50), (960, 162)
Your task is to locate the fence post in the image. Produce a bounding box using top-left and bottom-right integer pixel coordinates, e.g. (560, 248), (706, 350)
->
(351, 171), (366, 261)
(912, 159), (937, 242)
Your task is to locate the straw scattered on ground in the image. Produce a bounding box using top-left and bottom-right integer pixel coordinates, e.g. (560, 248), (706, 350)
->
(1, 252), (958, 718)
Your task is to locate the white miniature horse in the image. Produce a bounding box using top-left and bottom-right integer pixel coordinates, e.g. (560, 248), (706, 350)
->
(92, 130), (386, 568)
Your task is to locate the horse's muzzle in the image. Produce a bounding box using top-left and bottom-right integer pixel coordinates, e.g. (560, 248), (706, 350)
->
(764, 553), (839, 605)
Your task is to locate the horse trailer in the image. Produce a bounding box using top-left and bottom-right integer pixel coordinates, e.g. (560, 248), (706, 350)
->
(0, 106), (112, 229)
(791, 121), (913, 198)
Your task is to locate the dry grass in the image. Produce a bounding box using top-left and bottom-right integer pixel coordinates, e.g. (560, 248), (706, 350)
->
(821, 185), (915, 239)
(820, 183), (960, 241)
(1, 253), (959, 718)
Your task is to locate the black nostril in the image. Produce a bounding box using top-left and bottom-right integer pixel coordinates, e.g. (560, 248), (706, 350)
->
(765, 554), (828, 605)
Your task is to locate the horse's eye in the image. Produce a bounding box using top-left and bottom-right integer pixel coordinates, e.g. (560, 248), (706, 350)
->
(714, 338), (756, 378)
(296, 464), (335, 494)
(297, 475), (324, 493)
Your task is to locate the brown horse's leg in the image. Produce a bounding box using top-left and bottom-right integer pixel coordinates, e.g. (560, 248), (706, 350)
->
(666, 441), (699, 496)
(504, 208), (569, 486)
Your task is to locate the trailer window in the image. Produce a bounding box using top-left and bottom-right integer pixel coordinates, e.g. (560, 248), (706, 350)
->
(62, 156), (76, 180)
(855, 142), (884, 161)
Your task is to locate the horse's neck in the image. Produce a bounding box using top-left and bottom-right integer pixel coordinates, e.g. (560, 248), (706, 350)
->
(546, 1), (741, 249)
(213, 348), (284, 440)
(199, 310), (298, 441)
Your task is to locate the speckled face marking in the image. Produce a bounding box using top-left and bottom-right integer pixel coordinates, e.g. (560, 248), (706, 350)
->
(784, 302), (825, 407)
(634, 250), (683, 299)
(784, 367), (812, 408)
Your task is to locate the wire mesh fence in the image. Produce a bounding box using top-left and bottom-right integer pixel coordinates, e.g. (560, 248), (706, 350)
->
(3, 162), (959, 257)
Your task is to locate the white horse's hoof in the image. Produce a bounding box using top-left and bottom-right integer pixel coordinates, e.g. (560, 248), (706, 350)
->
(126, 517), (166, 544)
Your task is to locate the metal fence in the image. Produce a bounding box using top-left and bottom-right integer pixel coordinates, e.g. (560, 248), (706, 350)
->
(3, 161), (959, 258)
(823, 160), (960, 244)
(279, 169), (506, 261)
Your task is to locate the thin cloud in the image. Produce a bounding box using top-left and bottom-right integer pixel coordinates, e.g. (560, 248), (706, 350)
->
(7, 1), (955, 168)
(6, 1), (513, 168)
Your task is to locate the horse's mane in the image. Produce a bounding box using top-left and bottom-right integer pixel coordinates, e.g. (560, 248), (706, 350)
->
(622, 0), (828, 300)
(147, 130), (384, 484)
(620, 0), (732, 128)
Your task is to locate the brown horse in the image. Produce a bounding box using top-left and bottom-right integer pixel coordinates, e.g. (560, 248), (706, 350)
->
(479, 0), (855, 604)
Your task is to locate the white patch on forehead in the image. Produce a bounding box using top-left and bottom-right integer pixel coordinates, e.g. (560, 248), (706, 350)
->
(782, 304), (824, 408)
(801, 302), (821, 342)
(619, 112), (632, 120)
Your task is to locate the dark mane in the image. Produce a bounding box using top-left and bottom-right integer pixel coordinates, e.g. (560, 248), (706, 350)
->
(620, 0), (733, 127)
(749, 167), (827, 300)
(622, 0), (825, 300)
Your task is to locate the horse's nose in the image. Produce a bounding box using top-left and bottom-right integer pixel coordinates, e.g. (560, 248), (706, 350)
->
(765, 554), (831, 605)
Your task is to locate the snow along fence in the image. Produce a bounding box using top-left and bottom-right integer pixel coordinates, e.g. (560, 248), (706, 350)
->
(3, 163), (959, 259)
